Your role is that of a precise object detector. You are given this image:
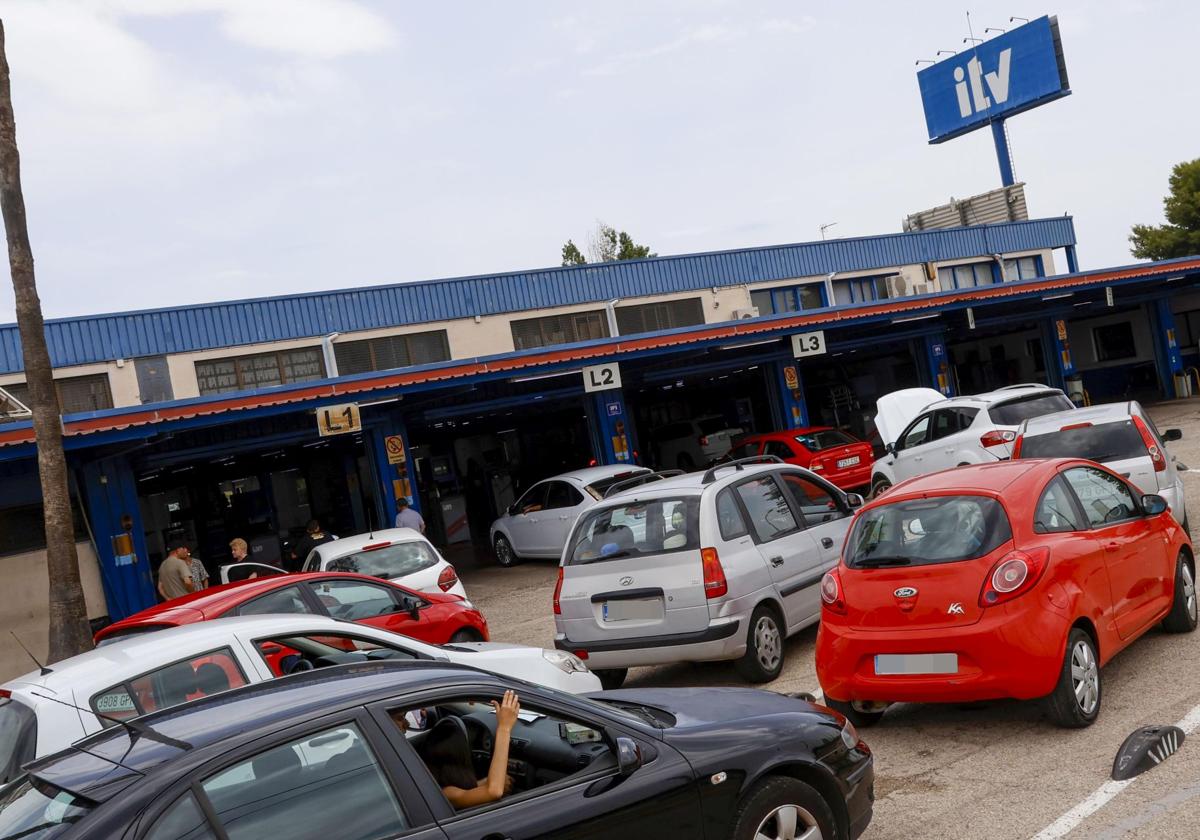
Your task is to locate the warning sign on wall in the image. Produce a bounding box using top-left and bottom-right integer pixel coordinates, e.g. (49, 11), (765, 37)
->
(385, 435), (406, 465)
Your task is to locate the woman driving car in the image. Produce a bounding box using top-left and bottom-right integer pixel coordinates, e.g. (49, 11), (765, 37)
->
(421, 690), (520, 809)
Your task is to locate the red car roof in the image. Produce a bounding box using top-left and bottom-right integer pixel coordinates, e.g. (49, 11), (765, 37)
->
(96, 571), (453, 641)
(882, 458), (1075, 499)
(738, 426), (841, 441)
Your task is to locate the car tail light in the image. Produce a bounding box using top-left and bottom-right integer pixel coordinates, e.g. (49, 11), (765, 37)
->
(361, 541), (391, 552)
(573, 649), (588, 660)
(701, 548), (728, 598)
(980, 429), (1017, 449)
(820, 570), (846, 614)
(1011, 435), (1024, 458)
(437, 565), (458, 592)
(588, 458), (597, 467)
(0, 689), (9, 699)
(1132, 415), (1167, 472)
(553, 567), (564, 615)
(699, 435), (710, 446)
(979, 547), (1050, 607)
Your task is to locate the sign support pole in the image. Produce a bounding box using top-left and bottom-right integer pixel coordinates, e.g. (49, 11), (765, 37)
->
(991, 119), (1015, 187)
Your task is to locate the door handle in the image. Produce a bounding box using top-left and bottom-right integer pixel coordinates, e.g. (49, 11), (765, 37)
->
(1104, 541), (1120, 552)
(821, 537), (834, 549)
(770, 556), (784, 567)
(559, 515), (571, 520)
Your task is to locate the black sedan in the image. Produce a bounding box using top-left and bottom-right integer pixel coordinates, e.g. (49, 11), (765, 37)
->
(0, 661), (873, 840)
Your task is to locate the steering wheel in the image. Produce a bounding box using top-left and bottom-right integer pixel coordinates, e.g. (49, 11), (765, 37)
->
(284, 658), (315, 675)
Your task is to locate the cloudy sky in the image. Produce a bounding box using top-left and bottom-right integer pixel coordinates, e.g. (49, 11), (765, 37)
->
(0, 0), (1195, 324)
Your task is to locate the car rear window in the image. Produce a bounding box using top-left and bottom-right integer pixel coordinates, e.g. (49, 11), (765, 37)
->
(0, 699), (37, 787)
(567, 497), (700, 565)
(794, 430), (856, 450)
(988, 392), (1074, 426)
(327, 541), (440, 579)
(1019, 420), (1147, 462)
(0, 775), (91, 840)
(847, 496), (1012, 568)
(585, 471), (649, 499)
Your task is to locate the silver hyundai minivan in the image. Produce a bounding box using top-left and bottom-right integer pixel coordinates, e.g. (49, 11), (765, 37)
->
(552, 458), (862, 688)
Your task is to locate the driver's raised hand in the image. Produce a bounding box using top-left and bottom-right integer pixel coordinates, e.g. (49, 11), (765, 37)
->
(492, 690), (520, 731)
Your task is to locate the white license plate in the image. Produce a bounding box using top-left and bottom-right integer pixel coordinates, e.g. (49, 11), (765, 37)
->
(837, 456), (860, 468)
(602, 598), (660, 621)
(874, 653), (958, 675)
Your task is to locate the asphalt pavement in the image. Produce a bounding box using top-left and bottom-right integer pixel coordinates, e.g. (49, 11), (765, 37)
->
(457, 398), (1200, 839)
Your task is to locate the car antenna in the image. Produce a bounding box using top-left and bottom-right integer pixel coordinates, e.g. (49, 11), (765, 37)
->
(11, 632), (51, 676)
(27, 689), (194, 752)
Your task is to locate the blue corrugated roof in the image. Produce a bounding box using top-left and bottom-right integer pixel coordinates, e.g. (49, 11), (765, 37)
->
(0, 217), (1075, 374)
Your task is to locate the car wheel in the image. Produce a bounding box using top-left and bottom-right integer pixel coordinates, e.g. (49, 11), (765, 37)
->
(1045, 627), (1101, 728)
(736, 605), (785, 683)
(449, 628), (484, 643)
(677, 452), (696, 471)
(821, 696), (885, 728)
(1162, 551), (1198, 633)
(870, 476), (891, 499)
(731, 776), (837, 840)
(594, 668), (628, 690)
(493, 534), (518, 568)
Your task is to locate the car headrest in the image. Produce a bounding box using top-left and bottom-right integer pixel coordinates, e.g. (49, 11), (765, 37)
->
(252, 744), (302, 780)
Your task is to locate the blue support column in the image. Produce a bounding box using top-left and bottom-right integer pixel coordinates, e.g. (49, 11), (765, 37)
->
(991, 119), (1015, 187)
(1150, 298), (1184, 398)
(365, 412), (417, 530)
(587, 389), (637, 466)
(78, 457), (157, 620)
(1065, 245), (1079, 274)
(1044, 317), (1079, 401)
(772, 360), (809, 429)
(923, 333), (956, 397)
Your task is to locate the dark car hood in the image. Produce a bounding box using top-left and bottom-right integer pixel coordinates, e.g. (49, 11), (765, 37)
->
(593, 686), (835, 732)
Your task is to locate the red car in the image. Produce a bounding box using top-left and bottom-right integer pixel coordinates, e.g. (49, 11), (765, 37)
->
(95, 571), (489, 647)
(730, 427), (874, 490)
(816, 458), (1195, 728)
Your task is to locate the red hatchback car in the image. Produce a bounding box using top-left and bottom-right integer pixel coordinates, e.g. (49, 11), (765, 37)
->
(94, 571), (489, 646)
(816, 458), (1195, 728)
(730, 427), (874, 490)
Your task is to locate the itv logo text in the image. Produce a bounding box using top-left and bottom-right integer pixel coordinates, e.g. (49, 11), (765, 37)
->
(952, 49), (1012, 118)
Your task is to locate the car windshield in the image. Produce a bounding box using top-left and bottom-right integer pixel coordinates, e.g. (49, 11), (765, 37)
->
(698, 418), (731, 435)
(567, 497), (700, 565)
(794, 430), (856, 450)
(0, 700), (37, 787)
(585, 470), (650, 500)
(327, 541), (439, 579)
(847, 496), (1012, 568)
(989, 393), (1074, 426)
(0, 775), (92, 840)
(1019, 420), (1147, 462)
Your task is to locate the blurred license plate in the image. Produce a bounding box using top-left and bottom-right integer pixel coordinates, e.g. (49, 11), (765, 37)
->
(874, 653), (957, 675)
(603, 599), (660, 621)
(837, 456), (860, 468)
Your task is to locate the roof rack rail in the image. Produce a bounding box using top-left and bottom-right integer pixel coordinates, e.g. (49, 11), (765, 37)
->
(603, 470), (684, 498)
(994, 383), (1048, 391)
(702, 455), (782, 485)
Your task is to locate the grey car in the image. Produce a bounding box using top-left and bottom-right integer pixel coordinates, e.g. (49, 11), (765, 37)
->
(553, 458), (863, 688)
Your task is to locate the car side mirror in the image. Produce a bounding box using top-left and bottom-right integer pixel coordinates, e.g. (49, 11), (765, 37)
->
(1142, 494), (1168, 516)
(408, 602), (422, 621)
(615, 736), (643, 776)
(506, 504), (518, 517)
(1163, 428), (1183, 442)
(845, 492), (865, 509)
(884, 442), (895, 455)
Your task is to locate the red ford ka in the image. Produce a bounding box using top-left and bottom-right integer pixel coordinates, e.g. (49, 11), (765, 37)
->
(816, 458), (1195, 728)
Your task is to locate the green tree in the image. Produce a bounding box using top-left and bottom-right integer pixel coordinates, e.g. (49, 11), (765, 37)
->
(1130, 158), (1200, 260)
(561, 221), (654, 266)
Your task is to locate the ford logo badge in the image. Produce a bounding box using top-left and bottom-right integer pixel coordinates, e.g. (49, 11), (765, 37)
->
(619, 576), (634, 586)
(893, 587), (918, 598)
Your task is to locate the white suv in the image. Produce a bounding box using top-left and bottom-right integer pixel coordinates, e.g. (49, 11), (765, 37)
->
(871, 384), (1074, 495)
(552, 458), (862, 689)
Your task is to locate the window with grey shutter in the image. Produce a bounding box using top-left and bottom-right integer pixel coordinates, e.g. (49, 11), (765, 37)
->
(615, 298), (704, 335)
(333, 331), (450, 375)
(195, 348), (326, 396)
(510, 310), (609, 349)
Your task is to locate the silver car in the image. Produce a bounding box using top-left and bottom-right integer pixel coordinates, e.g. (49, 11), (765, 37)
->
(490, 465), (651, 567)
(553, 458), (862, 688)
(1015, 401), (1188, 531)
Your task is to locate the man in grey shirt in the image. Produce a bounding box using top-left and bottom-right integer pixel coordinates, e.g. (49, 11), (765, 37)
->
(394, 497), (425, 533)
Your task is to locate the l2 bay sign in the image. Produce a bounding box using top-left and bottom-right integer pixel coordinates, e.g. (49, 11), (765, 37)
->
(917, 15), (1070, 144)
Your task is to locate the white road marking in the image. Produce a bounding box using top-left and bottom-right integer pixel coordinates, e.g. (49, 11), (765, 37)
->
(1031, 703), (1200, 839)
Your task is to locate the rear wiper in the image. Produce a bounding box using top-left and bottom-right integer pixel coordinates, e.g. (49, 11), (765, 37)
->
(582, 550), (634, 563)
(853, 556), (913, 568)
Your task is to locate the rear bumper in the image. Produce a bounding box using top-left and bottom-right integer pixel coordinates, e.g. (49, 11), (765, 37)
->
(845, 753), (875, 840)
(816, 603), (1070, 704)
(554, 618), (743, 668)
(816, 462), (873, 490)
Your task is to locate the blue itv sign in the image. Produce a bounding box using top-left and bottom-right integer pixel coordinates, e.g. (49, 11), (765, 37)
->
(917, 15), (1070, 144)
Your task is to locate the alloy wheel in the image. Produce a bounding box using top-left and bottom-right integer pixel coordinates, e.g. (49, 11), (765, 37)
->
(1070, 639), (1099, 716)
(754, 803), (822, 840)
(1184, 562), (1197, 622)
(755, 615), (782, 673)
(495, 538), (513, 566)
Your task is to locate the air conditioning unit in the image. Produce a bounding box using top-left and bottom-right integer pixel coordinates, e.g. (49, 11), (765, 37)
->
(732, 307), (760, 320)
(885, 274), (908, 298)
(910, 281), (933, 296)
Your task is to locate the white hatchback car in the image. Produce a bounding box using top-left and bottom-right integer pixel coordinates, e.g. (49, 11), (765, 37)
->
(871, 384), (1075, 494)
(291, 528), (468, 600)
(1014, 401), (1188, 530)
(553, 458), (862, 689)
(490, 465), (651, 567)
(0, 614), (599, 785)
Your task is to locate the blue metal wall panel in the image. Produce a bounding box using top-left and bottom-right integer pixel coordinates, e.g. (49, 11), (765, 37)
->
(0, 217), (1075, 374)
